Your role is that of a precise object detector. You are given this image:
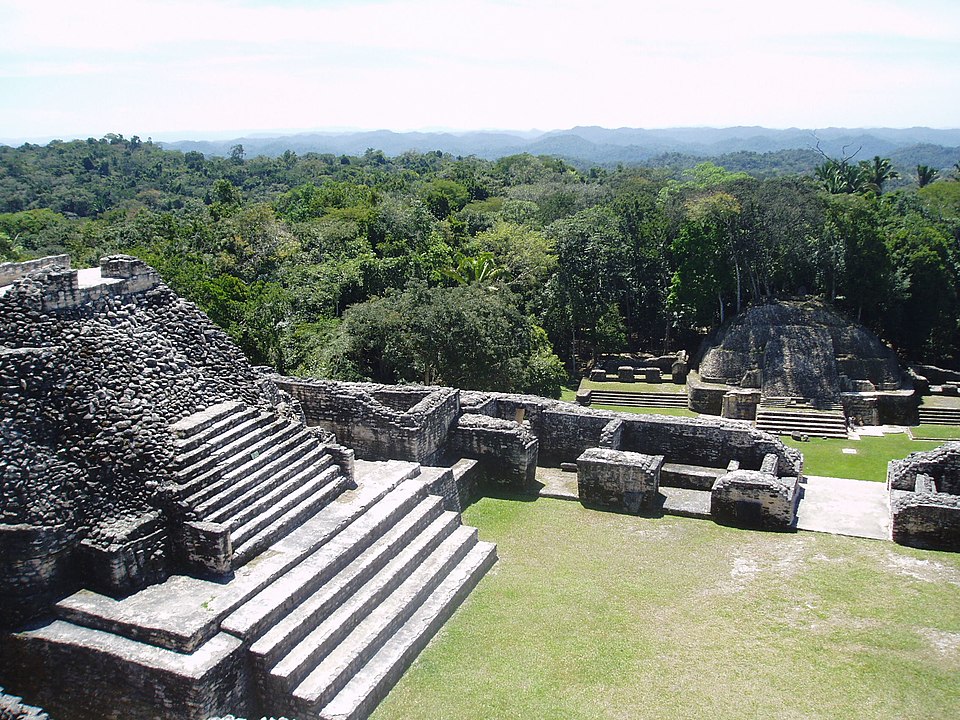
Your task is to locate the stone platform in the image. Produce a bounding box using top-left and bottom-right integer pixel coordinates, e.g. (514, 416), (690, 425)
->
(4, 460), (496, 720)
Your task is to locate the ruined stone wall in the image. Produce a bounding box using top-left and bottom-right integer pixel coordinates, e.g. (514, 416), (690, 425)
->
(888, 443), (960, 551)
(3, 630), (250, 720)
(0, 687), (50, 720)
(448, 415), (539, 492)
(0, 257), (285, 627)
(461, 392), (800, 477)
(887, 442), (960, 494)
(272, 378), (459, 464)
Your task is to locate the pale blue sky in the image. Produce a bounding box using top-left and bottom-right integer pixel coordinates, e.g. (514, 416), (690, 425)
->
(1, 0), (958, 141)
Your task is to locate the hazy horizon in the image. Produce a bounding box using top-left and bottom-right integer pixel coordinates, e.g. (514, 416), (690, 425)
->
(3, 0), (959, 140)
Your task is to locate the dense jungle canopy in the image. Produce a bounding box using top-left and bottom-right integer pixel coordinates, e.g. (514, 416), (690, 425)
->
(2, 135), (959, 396)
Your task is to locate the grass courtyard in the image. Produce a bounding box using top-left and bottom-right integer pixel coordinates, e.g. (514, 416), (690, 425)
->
(374, 497), (960, 720)
(782, 433), (942, 482)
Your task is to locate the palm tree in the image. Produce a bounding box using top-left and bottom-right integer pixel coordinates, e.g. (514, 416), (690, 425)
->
(858, 156), (899, 194)
(442, 253), (504, 287)
(916, 164), (939, 188)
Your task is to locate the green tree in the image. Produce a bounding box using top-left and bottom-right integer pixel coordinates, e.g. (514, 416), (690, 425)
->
(858, 156), (899, 194)
(916, 164), (939, 188)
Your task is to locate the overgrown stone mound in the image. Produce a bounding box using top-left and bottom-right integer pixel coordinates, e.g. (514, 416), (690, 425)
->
(697, 299), (903, 401)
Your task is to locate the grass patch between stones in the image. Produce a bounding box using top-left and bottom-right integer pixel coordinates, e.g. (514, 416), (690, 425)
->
(373, 498), (960, 720)
(782, 434), (941, 482)
(911, 425), (960, 441)
(579, 378), (688, 394)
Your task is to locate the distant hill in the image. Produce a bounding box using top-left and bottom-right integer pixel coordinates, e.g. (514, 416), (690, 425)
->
(88, 126), (960, 175)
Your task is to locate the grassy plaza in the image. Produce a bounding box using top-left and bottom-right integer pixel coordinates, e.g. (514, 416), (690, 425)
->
(374, 497), (960, 720)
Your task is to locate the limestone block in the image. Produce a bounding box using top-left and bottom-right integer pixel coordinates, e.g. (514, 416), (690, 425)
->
(590, 368), (606, 382)
(721, 389), (759, 421)
(577, 448), (664, 513)
(575, 389), (592, 406)
(642, 367), (662, 383)
(710, 470), (797, 530)
(177, 521), (232, 576)
(617, 366), (635, 383)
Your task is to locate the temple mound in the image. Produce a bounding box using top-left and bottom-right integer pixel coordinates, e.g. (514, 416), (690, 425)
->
(688, 299), (918, 430)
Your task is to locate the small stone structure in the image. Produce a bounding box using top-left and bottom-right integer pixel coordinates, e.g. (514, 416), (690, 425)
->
(887, 442), (960, 551)
(710, 453), (800, 531)
(576, 448), (663, 513)
(617, 366), (635, 383)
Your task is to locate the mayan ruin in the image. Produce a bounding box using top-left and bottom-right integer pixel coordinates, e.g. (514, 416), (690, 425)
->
(0, 249), (957, 719)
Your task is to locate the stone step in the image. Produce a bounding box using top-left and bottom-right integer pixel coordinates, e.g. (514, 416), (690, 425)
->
(230, 463), (343, 546)
(174, 406), (266, 467)
(918, 407), (960, 425)
(318, 541), (497, 720)
(255, 509), (461, 707)
(220, 477), (430, 641)
(248, 496), (447, 677)
(207, 450), (335, 527)
(195, 433), (326, 520)
(232, 473), (354, 567)
(56, 462), (422, 654)
(756, 414), (846, 425)
(288, 525), (480, 714)
(214, 420), (305, 484)
(590, 391), (688, 407)
(187, 425), (312, 512)
(170, 400), (246, 444)
(174, 414), (287, 497)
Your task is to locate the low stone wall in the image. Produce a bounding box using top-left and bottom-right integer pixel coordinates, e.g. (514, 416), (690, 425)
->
(710, 470), (798, 531)
(0, 255), (70, 287)
(887, 443), (960, 550)
(0, 687), (50, 720)
(449, 415), (538, 493)
(271, 379), (459, 465)
(3, 630), (251, 720)
(0, 524), (76, 630)
(890, 489), (960, 551)
(686, 373), (726, 415)
(577, 448), (663, 513)
(76, 512), (169, 596)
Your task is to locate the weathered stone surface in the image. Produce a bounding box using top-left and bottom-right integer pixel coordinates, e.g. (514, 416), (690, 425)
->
(0, 256), (289, 625)
(0, 686), (50, 720)
(888, 442), (960, 550)
(721, 389), (760, 421)
(617, 366), (635, 383)
(693, 299), (914, 423)
(271, 379), (458, 465)
(710, 470), (798, 530)
(577, 448), (663, 513)
(589, 368), (606, 382)
(450, 414), (539, 493)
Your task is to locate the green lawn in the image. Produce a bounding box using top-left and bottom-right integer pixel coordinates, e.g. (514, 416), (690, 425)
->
(593, 403), (698, 418)
(911, 425), (960, 441)
(782, 434), (942, 482)
(374, 498), (960, 720)
(579, 378), (688, 394)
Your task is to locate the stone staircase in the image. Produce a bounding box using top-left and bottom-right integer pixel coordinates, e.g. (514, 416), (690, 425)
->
(918, 406), (960, 425)
(588, 390), (688, 409)
(9, 460), (496, 720)
(755, 399), (848, 439)
(169, 401), (350, 567)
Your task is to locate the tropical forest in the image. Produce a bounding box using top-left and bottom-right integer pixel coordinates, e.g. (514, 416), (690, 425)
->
(2, 135), (959, 395)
